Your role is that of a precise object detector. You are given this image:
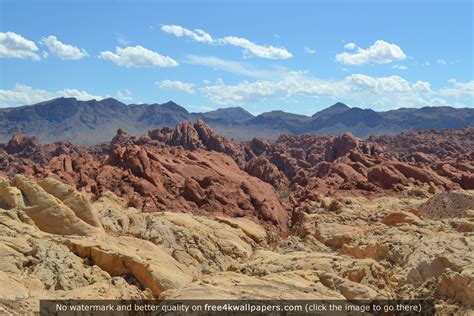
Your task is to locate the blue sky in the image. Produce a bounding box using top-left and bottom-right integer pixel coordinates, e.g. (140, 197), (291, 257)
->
(0, 0), (472, 115)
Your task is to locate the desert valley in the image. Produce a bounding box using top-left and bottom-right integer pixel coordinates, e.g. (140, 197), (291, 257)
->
(0, 101), (472, 314)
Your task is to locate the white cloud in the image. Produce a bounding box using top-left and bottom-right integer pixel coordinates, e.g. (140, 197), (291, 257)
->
(344, 74), (413, 93)
(439, 80), (474, 98)
(392, 64), (408, 70)
(336, 40), (407, 65)
(412, 80), (432, 93)
(186, 55), (286, 78)
(158, 80), (195, 94)
(116, 89), (133, 101)
(199, 72), (471, 109)
(304, 46), (316, 54)
(202, 80), (283, 104)
(201, 72), (343, 105)
(41, 35), (88, 60)
(344, 42), (356, 50)
(161, 25), (213, 43)
(0, 84), (104, 107)
(437, 59), (447, 65)
(0, 32), (41, 61)
(99, 46), (178, 68)
(219, 36), (292, 59)
(161, 24), (292, 59)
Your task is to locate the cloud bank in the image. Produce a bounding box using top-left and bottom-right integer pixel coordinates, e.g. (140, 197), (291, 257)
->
(0, 84), (104, 107)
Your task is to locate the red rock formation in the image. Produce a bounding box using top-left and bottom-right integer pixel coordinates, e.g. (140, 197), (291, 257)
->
(149, 120), (246, 166)
(0, 128), (288, 234)
(169, 121), (203, 150)
(241, 127), (473, 201)
(324, 132), (361, 162)
(460, 174), (474, 189)
(248, 137), (271, 156)
(1, 123), (473, 233)
(193, 119), (246, 165)
(5, 131), (40, 155)
(111, 128), (135, 146)
(246, 156), (288, 189)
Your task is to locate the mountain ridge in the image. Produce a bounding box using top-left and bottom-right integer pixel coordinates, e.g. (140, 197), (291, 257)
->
(1, 98), (473, 145)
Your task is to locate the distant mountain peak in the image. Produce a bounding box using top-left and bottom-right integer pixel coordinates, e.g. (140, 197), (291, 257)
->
(37, 96), (77, 105)
(312, 102), (350, 118)
(101, 97), (121, 102)
(215, 106), (246, 111)
(98, 97), (126, 107)
(218, 106), (253, 115)
(196, 106), (254, 123)
(262, 110), (286, 115)
(331, 102), (350, 109)
(162, 100), (179, 107)
(158, 101), (189, 113)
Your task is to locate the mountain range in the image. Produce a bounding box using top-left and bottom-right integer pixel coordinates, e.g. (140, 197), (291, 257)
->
(1, 98), (473, 145)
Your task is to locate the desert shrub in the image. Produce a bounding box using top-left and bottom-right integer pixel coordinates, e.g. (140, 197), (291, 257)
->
(327, 199), (342, 212)
(278, 190), (291, 200)
(428, 183), (438, 194)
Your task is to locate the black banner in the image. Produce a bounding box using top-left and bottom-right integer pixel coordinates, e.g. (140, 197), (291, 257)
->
(39, 299), (435, 316)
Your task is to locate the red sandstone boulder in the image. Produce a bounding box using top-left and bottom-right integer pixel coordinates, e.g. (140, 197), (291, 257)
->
(5, 132), (40, 155)
(246, 156), (288, 189)
(170, 121), (203, 150)
(248, 137), (272, 156)
(461, 174), (474, 189)
(324, 132), (361, 162)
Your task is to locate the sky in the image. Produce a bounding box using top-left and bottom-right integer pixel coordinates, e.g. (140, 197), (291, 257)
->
(0, 0), (473, 115)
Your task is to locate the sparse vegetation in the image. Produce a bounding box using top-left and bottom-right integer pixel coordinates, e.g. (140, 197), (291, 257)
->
(327, 200), (342, 212)
(277, 190), (291, 200)
(428, 183), (437, 194)
(405, 186), (430, 199)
